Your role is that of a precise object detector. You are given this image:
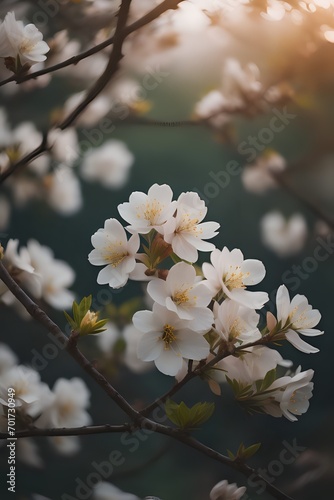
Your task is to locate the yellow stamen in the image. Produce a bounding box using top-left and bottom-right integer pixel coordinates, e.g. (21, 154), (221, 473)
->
(162, 324), (176, 349)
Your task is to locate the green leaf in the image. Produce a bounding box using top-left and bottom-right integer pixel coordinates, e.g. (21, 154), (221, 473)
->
(242, 442), (261, 459)
(260, 368), (276, 392)
(230, 442), (261, 461)
(64, 311), (76, 329)
(165, 399), (215, 430)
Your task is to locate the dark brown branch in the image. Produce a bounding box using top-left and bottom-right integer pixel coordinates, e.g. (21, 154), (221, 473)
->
(0, 420), (293, 500)
(0, 424), (130, 439)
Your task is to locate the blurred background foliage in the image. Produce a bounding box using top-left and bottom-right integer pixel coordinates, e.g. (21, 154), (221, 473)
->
(1, 1), (334, 499)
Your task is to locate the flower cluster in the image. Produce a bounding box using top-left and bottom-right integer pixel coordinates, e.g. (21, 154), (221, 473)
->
(89, 184), (323, 420)
(0, 238), (75, 314)
(0, 12), (49, 72)
(0, 343), (91, 462)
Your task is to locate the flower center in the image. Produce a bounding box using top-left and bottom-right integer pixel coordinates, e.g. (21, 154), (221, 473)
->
(224, 266), (249, 291)
(142, 199), (163, 224)
(162, 323), (176, 349)
(177, 215), (201, 234)
(172, 288), (191, 305)
(229, 319), (242, 340)
(58, 401), (75, 418)
(103, 243), (128, 268)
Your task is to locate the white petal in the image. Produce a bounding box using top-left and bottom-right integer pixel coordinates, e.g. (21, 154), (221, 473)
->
(241, 259), (266, 285)
(187, 308), (214, 333)
(229, 289), (269, 309)
(147, 278), (169, 305)
(286, 330), (319, 354)
(154, 348), (183, 376)
(167, 262), (195, 291)
(276, 285), (290, 324)
(133, 310), (161, 333)
(176, 330), (209, 360)
(171, 234), (198, 262)
(137, 331), (163, 361)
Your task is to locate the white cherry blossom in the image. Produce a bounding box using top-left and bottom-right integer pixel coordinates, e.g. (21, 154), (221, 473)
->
(81, 140), (134, 189)
(0, 365), (53, 418)
(36, 377), (91, 428)
(218, 346), (283, 385)
(147, 261), (214, 330)
(276, 369), (314, 422)
(221, 58), (262, 106)
(276, 285), (323, 353)
(96, 322), (121, 353)
(163, 191), (219, 262)
(0, 239), (41, 307)
(0, 343), (18, 374)
(213, 299), (261, 345)
(48, 128), (79, 167)
(89, 218), (140, 289)
(258, 368), (314, 421)
(123, 324), (154, 373)
(45, 166), (83, 216)
(133, 303), (210, 376)
(210, 479), (247, 500)
(261, 211), (308, 257)
(202, 247), (268, 309)
(241, 152), (286, 194)
(0, 12), (50, 67)
(118, 183), (176, 235)
(26, 239), (75, 310)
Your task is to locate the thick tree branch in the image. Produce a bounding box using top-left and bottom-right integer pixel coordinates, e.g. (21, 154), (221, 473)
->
(0, 420), (293, 500)
(0, 424), (130, 439)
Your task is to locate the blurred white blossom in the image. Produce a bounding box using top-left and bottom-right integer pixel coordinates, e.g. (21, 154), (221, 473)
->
(242, 152), (286, 194)
(210, 479), (247, 500)
(26, 239), (76, 310)
(261, 211), (308, 257)
(81, 140), (134, 189)
(45, 167), (83, 215)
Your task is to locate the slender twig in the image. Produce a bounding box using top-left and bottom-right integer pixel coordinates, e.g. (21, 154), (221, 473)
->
(273, 171), (334, 231)
(0, 424), (130, 439)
